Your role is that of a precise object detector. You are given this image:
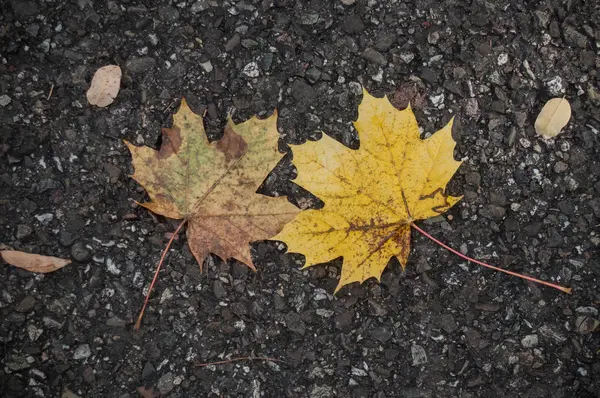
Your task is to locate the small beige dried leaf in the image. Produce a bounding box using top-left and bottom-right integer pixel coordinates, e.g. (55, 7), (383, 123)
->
(86, 65), (122, 107)
(1, 250), (71, 273)
(535, 98), (571, 139)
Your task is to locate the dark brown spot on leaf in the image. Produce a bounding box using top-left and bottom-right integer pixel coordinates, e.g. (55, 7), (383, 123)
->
(158, 127), (182, 159)
(215, 123), (248, 162)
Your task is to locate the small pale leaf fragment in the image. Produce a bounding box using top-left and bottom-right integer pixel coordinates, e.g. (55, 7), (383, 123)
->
(86, 65), (122, 107)
(534, 98), (571, 139)
(1, 250), (71, 273)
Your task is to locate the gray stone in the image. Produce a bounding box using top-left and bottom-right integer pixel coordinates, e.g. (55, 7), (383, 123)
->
(549, 21), (560, 38)
(420, 68), (438, 83)
(71, 242), (91, 262)
(241, 38), (259, 48)
(16, 224), (33, 239)
(191, 0), (209, 12)
(16, 296), (36, 313)
(343, 14), (364, 34)
(589, 198), (600, 218)
(301, 13), (319, 25)
(411, 344), (427, 366)
(554, 161), (568, 174)
(10, 0), (38, 17)
(521, 334), (539, 348)
(200, 61), (213, 73)
(261, 53), (273, 71)
(576, 316), (600, 334)
(375, 33), (396, 52)
(465, 172), (481, 186)
(464, 98), (479, 118)
(305, 67), (321, 83)
(334, 311), (352, 331)
(362, 48), (387, 65)
(6, 355), (30, 371)
(126, 57), (157, 73)
(427, 31), (440, 45)
(487, 204), (506, 219)
(284, 312), (306, 335)
(158, 372), (175, 394)
(159, 6), (179, 22)
(225, 34), (241, 51)
(73, 344), (91, 360)
(26, 24), (39, 36)
(242, 62), (260, 77)
(563, 25), (588, 49)
(59, 231), (75, 247)
(369, 326), (392, 342)
(534, 10), (549, 28)
(0, 95), (11, 107)
(142, 362), (156, 379)
(291, 80), (317, 105)
(83, 367), (95, 384)
(539, 324), (567, 343)
(103, 163), (121, 183)
(106, 316), (126, 328)
(437, 313), (458, 333)
(309, 385), (334, 398)
(212, 280), (227, 299)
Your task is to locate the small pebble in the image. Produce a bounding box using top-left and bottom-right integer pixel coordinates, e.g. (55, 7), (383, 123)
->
(0, 94), (11, 107)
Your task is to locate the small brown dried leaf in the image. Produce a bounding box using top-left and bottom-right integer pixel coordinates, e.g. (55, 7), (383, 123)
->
(1, 250), (71, 273)
(86, 65), (122, 107)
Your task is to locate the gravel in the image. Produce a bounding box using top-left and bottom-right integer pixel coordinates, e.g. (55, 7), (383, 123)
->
(1, 0), (599, 397)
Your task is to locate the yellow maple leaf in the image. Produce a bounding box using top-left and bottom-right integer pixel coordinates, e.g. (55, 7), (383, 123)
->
(126, 99), (299, 270)
(274, 89), (462, 291)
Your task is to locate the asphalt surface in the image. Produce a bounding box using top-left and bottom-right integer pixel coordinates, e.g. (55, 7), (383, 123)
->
(1, 0), (600, 397)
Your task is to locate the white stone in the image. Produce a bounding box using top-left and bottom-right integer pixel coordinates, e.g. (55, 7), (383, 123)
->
(430, 93), (445, 108)
(73, 344), (91, 360)
(35, 213), (53, 224)
(242, 62), (259, 77)
(521, 334), (539, 348)
(399, 52), (415, 64)
(200, 61), (213, 73)
(106, 258), (121, 275)
(497, 53), (508, 66)
(546, 76), (565, 95)
(411, 344), (427, 366)
(316, 308), (334, 318)
(351, 367), (367, 376)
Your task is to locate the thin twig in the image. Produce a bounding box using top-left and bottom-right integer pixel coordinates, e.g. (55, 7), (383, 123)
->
(410, 223), (572, 294)
(163, 99), (177, 113)
(135, 219), (187, 330)
(196, 356), (286, 368)
(47, 84), (54, 100)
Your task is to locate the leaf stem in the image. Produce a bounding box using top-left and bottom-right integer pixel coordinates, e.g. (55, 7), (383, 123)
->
(410, 223), (572, 294)
(135, 219), (187, 330)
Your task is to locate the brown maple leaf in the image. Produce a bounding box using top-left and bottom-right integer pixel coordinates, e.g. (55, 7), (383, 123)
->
(126, 99), (299, 270)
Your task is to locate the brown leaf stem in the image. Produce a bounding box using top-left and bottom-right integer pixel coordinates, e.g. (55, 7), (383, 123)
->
(410, 223), (572, 294)
(195, 356), (286, 368)
(135, 219), (187, 330)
